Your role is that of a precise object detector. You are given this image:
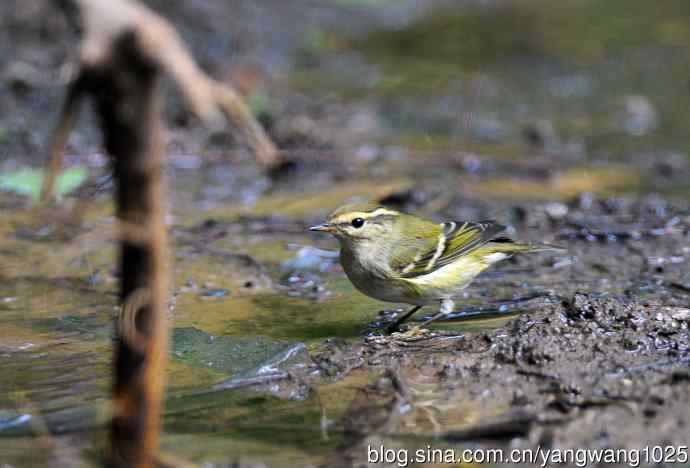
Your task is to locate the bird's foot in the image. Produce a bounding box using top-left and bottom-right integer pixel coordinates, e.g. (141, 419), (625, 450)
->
(393, 325), (430, 339)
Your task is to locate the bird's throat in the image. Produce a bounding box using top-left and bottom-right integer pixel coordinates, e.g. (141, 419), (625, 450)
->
(340, 240), (391, 280)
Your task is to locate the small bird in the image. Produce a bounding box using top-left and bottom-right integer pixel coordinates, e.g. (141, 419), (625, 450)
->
(310, 203), (563, 334)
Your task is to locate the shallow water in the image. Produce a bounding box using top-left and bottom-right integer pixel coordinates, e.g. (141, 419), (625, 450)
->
(0, 158), (579, 466)
(3, 151), (685, 466)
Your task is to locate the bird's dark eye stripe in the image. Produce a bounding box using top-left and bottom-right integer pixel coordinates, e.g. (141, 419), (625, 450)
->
(351, 218), (365, 228)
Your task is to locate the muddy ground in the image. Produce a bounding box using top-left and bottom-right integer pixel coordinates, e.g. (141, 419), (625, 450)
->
(211, 191), (690, 467)
(313, 194), (690, 466)
(1, 0), (689, 467)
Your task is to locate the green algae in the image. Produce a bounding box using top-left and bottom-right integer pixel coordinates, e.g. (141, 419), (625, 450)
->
(173, 277), (383, 342)
(0, 167), (88, 202)
(170, 327), (299, 377)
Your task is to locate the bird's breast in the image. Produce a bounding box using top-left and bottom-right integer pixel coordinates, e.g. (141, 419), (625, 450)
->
(340, 246), (419, 304)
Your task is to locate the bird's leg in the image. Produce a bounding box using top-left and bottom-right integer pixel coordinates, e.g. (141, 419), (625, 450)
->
(402, 299), (455, 336)
(387, 305), (422, 333)
(420, 299), (455, 328)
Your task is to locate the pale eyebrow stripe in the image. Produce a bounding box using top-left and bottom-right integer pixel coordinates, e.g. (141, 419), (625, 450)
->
(369, 207), (400, 217)
(331, 208), (399, 224)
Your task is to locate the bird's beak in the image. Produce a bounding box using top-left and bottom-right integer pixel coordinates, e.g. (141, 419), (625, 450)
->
(309, 223), (336, 233)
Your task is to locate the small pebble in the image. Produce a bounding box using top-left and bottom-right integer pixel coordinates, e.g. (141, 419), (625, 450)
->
(671, 309), (690, 321)
(200, 288), (230, 298)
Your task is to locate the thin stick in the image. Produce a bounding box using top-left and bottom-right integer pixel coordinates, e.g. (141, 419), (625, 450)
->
(89, 33), (169, 466)
(213, 82), (279, 169)
(41, 74), (84, 202)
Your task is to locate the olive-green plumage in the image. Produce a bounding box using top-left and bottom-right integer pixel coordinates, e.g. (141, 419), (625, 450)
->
(310, 203), (564, 332)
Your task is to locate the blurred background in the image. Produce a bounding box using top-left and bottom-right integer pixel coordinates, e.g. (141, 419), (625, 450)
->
(0, 1), (689, 467)
(0, 0), (690, 179)
(4, 0), (690, 188)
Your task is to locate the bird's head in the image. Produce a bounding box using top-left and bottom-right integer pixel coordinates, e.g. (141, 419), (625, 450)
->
(309, 204), (401, 245)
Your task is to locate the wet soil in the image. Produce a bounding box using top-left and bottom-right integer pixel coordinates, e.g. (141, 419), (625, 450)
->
(307, 193), (690, 467)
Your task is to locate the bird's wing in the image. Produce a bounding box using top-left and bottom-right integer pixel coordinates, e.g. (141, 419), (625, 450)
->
(392, 221), (506, 278)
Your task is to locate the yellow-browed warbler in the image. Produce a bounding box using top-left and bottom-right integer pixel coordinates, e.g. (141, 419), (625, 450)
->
(310, 204), (563, 333)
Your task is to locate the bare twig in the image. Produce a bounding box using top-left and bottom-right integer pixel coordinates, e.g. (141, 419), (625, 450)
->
(41, 2), (282, 465)
(40, 74), (84, 202)
(42, 0), (280, 202)
(87, 28), (170, 467)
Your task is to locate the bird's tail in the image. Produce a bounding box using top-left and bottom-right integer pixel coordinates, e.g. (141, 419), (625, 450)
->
(487, 240), (566, 254)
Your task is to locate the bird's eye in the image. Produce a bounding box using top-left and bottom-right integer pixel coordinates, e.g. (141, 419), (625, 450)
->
(351, 218), (365, 228)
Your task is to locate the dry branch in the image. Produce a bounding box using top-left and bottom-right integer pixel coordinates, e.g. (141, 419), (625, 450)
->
(77, 25), (170, 467)
(42, 0), (280, 202)
(36, 0), (250, 466)
(42, 2), (284, 464)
